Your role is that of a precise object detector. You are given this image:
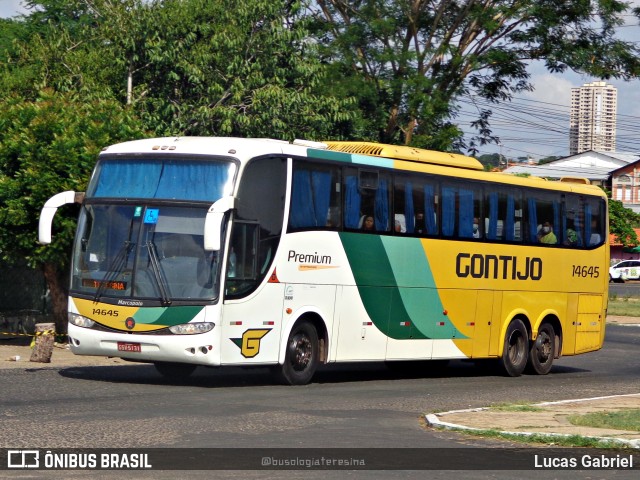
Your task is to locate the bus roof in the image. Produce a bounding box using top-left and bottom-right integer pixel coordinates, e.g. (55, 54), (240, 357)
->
(99, 136), (309, 159)
(324, 141), (484, 171)
(98, 137), (600, 197)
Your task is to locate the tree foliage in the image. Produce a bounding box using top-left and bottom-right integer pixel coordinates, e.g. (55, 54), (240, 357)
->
(0, 91), (145, 266)
(307, 0), (640, 151)
(0, 90), (147, 326)
(0, 0), (355, 325)
(608, 195), (640, 248)
(4, 0), (355, 140)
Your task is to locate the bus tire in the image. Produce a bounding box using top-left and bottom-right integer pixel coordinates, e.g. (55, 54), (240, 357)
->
(154, 362), (197, 379)
(525, 323), (555, 375)
(275, 320), (319, 386)
(499, 319), (528, 377)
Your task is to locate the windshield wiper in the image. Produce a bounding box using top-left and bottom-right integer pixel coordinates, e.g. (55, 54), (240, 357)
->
(146, 241), (172, 306)
(93, 240), (135, 303)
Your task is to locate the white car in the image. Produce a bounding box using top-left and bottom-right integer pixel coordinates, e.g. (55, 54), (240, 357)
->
(609, 260), (640, 282)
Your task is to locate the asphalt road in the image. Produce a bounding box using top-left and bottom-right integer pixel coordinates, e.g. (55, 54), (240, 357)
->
(609, 281), (640, 297)
(1, 324), (639, 479)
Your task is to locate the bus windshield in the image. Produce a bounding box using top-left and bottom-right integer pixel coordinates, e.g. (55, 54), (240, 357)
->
(70, 154), (238, 303)
(72, 204), (221, 302)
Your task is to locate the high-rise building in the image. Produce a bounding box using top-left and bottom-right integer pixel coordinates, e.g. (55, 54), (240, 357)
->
(569, 81), (617, 155)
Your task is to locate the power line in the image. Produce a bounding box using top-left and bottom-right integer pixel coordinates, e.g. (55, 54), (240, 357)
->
(457, 90), (640, 159)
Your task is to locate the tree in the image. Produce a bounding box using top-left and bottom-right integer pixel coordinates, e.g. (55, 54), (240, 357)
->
(476, 152), (501, 170)
(608, 195), (640, 248)
(0, 0), (355, 330)
(308, 0), (640, 152)
(7, 0), (355, 140)
(0, 91), (146, 331)
(118, 0), (355, 139)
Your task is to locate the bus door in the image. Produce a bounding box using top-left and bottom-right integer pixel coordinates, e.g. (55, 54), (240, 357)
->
(219, 221), (284, 365)
(474, 290), (503, 357)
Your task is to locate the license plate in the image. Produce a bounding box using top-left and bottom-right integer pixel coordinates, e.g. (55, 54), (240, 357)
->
(117, 342), (141, 353)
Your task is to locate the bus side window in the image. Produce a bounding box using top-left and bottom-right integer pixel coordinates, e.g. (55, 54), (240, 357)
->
(486, 189), (521, 242)
(526, 193), (560, 245)
(422, 183), (438, 235)
(394, 175), (438, 236)
(394, 177), (413, 234)
(229, 156), (286, 299)
(442, 182), (481, 239)
(565, 194), (584, 247)
(585, 197), (605, 246)
(348, 169), (391, 232)
(289, 162), (341, 230)
(373, 175), (391, 232)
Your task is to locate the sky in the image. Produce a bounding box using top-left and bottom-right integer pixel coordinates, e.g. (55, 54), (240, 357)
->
(457, 2), (640, 161)
(461, 68), (640, 161)
(0, 0), (25, 18)
(1, 0), (639, 161)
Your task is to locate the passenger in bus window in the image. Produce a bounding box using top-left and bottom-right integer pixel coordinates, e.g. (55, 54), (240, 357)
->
(537, 221), (557, 244)
(326, 207), (339, 228)
(362, 215), (375, 231)
(564, 220), (579, 246)
(589, 219), (602, 245)
(415, 212), (425, 234)
(394, 214), (406, 233)
(473, 217), (481, 239)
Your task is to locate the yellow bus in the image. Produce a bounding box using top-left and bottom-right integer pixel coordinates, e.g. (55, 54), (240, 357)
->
(39, 137), (608, 384)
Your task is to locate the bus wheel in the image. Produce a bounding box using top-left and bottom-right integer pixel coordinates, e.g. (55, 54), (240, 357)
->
(154, 362), (197, 379)
(525, 323), (555, 375)
(276, 321), (319, 386)
(500, 319), (528, 377)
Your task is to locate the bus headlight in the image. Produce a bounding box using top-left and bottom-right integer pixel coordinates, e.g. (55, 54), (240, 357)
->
(68, 312), (95, 328)
(169, 322), (215, 335)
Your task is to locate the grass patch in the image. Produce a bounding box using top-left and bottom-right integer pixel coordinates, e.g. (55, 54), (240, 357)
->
(607, 296), (640, 317)
(490, 403), (545, 412)
(457, 428), (629, 449)
(568, 409), (640, 432)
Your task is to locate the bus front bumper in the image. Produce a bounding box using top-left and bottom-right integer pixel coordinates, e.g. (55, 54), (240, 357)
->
(66, 323), (221, 366)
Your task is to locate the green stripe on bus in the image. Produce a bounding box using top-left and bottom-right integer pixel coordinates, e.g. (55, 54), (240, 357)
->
(307, 149), (354, 163)
(339, 232), (424, 339)
(307, 148), (395, 169)
(339, 233), (466, 340)
(380, 237), (465, 338)
(133, 306), (204, 326)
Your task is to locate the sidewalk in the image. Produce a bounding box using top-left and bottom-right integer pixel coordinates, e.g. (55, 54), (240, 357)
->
(426, 394), (640, 448)
(0, 342), (138, 369)
(426, 316), (640, 448)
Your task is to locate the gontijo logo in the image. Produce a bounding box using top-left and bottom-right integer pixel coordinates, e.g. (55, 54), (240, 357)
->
(456, 253), (542, 280)
(231, 329), (271, 358)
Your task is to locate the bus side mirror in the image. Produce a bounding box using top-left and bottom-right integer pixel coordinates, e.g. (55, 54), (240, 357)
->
(204, 196), (235, 251)
(38, 191), (85, 244)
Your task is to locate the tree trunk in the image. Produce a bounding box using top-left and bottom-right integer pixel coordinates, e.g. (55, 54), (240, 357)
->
(404, 118), (417, 145)
(30, 322), (55, 363)
(42, 262), (68, 334)
(383, 105), (399, 144)
(127, 63), (133, 105)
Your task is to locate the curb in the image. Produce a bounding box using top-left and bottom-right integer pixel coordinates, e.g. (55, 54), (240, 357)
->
(425, 394), (640, 449)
